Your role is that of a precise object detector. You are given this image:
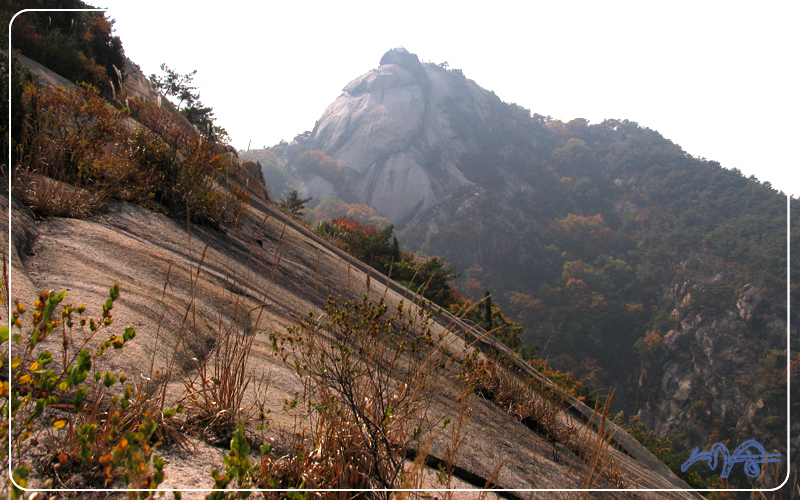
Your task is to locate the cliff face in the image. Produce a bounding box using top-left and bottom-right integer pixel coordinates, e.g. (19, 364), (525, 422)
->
(633, 268), (790, 489)
(309, 48), (495, 225)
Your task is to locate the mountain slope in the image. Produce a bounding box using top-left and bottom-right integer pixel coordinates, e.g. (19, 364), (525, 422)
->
(4, 192), (703, 496)
(3, 44), (707, 497)
(276, 48), (797, 494)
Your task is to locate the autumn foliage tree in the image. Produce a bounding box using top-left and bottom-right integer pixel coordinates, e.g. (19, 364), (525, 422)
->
(549, 213), (614, 259)
(295, 151), (343, 184)
(6, 2), (125, 97)
(310, 196), (391, 228)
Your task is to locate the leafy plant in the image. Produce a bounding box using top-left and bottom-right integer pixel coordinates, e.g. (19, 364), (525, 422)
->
(1, 282), (174, 498)
(205, 420), (254, 500)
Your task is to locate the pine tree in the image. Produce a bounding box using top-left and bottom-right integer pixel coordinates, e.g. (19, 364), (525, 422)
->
(278, 190), (312, 218)
(391, 236), (401, 263)
(484, 290), (493, 330)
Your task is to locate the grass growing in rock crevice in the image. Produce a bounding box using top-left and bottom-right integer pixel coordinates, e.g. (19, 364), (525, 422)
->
(460, 354), (628, 490)
(262, 295), (460, 496)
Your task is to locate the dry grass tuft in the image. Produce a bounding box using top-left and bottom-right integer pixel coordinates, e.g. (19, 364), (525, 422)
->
(569, 391), (627, 494)
(147, 242), (267, 447)
(462, 355), (630, 491)
(262, 295), (459, 497)
(461, 356), (571, 444)
(12, 83), (248, 225)
(13, 169), (109, 218)
(180, 308), (259, 445)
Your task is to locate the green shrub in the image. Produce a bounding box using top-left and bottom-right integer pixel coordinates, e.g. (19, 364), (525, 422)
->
(2, 284), (174, 498)
(205, 421), (253, 500)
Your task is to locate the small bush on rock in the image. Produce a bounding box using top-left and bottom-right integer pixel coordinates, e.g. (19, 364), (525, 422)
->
(1, 283), (177, 498)
(262, 295), (456, 496)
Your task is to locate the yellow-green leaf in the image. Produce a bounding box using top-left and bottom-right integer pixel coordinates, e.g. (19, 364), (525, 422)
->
(53, 419), (68, 429)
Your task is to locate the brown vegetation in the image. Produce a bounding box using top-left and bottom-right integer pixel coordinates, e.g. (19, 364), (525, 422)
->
(13, 83), (248, 227)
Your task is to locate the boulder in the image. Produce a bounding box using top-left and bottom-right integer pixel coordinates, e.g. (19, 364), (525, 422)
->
(736, 283), (764, 321)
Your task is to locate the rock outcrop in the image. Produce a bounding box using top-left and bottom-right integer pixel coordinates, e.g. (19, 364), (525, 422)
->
(737, 283), (765, 321)
(635, 273), (789, 485)
(308, 48), (496, 225)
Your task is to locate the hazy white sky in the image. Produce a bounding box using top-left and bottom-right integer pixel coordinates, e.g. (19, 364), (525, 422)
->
(78, 1), (798, 196)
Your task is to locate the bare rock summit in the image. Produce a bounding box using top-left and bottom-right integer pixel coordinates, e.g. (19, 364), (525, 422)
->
(310, 48), (496, 225)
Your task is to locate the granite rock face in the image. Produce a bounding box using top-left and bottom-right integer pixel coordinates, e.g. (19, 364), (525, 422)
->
(635, 274), (787, 475)
(310, 48), (495, 225)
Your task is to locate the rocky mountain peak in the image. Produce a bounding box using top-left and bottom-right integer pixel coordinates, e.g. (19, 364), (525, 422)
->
(307, 49), (495, 226)
(379, 47), (423, 71)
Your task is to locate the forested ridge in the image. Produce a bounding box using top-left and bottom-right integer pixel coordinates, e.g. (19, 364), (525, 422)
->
(250, 90), (798, 492)
(397, 108), (797, 481)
